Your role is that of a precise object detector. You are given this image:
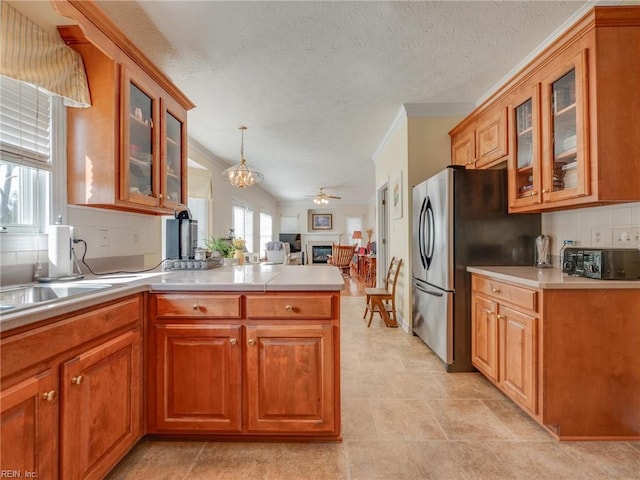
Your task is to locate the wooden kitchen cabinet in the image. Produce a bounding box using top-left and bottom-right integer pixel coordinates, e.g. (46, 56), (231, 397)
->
(451, 123), (476, 168)
(498, 305), (537, 414)
(55, 2), (193, 215)
(471, 272), (640, 439)
(475, 106), (508, 168)
(0, 295), (144, 480)
(454, 7), (640, 212)
(151, 323), (243, 432)
(471, 276), (538, 414)
(148, 292), (341, 438)
(60, 329), (142, 480)
(0, 370), (57, 479)
(245, 324), (335, 434)
(471, 295), (498, 382)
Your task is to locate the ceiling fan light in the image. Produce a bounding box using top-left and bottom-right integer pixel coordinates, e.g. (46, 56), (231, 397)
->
(222, 126), (264, 188)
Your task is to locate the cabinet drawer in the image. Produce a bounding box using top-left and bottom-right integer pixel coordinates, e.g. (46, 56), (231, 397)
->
(155, 294), (242, 318)
(246, 294), (334, 319)
(472, 276), (537, 312)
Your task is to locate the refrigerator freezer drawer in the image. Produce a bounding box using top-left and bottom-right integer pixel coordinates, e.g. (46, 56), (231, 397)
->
(412, 280), (453, 365)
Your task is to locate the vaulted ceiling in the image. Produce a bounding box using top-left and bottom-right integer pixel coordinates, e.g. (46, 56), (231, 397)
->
(55, 1), (599, 203)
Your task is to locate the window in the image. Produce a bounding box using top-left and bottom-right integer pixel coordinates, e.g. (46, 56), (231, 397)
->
(188, 196), (209, 247)
(233, 204), (254, 252)
(0, 76), (53, 233)
(259, 212), (273, 255)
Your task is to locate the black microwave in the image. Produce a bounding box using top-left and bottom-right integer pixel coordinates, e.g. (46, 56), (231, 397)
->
(562, 247), (640, 280)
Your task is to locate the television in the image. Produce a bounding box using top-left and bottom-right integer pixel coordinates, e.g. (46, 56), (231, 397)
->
(279, 233), (302, 252)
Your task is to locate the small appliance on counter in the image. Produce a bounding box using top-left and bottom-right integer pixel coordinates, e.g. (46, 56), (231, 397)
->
(166, 206), (198, 260)
(562, 247), (640, 279)
(535, 234), (552, 268)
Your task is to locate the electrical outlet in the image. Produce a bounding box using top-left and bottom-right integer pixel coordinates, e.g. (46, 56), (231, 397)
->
(591, 228), (612, 247)
(99, 229), (110, 247)
(133, 231), (140, 245)
(612, 227), (635, 247)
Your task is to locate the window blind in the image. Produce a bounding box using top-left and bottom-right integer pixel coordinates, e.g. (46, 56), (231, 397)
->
(0, 75), (51, 169)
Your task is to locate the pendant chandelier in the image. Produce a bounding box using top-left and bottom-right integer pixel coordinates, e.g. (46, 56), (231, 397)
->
(221, 125), (264, 188)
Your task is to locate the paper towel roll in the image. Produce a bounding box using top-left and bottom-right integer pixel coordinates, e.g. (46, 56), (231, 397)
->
(48, 225), (73, 278)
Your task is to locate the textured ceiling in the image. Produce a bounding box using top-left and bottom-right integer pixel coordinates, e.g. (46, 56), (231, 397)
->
(90, 1), (592, 204)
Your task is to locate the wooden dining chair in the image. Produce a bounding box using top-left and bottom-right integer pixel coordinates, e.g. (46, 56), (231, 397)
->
(327, 244), (357, 277)
(362, 257), (402, 327)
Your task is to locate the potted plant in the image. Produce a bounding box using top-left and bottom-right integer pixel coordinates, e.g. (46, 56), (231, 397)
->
(205, 236), (233, 259)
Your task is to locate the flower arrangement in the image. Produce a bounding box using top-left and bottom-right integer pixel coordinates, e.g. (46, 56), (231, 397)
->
(232, 237), (246, 251)
(365, 227), (374, 242)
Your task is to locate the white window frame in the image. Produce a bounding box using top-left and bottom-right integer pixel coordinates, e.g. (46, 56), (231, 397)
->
(0, 77), (65, 252)
(233, 202), (254, 252)
(259, 212), (273, 256)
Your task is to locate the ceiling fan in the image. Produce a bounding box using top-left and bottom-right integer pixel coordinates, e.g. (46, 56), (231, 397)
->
(306, 187), (341, 205)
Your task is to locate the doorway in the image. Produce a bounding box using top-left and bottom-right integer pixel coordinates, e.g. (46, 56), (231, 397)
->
(377, 183), (389, 287)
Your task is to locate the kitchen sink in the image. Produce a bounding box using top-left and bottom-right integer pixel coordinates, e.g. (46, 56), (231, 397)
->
(0, 283), (113, 314)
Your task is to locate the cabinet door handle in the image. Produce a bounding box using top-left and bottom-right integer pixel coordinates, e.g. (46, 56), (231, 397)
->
(483, 308), (492, 314)
(71, 375), (84, 385)
(42, 390), (56, 402)
(491, 288), (501, 293)
(230, 338), (237, 345)
(285, 304), (293, 312)
(248, 339), (256, 346)
(541, 188), (549, 193)
(193, 303), (200, 311)
(530, 191), (538, 197)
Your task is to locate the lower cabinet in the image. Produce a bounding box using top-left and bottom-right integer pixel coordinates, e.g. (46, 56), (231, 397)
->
(471, 275), (538, 415)
(245, 324), (335, 434)
(60, 330), (142, 480)
(148, 292), (341, 438)
(471, 273), (640, 439)
(0, 295), (143, 480)
(497, 306), (537, 414)
(153, 323), (242, 432)
(0, 370), (57, 479)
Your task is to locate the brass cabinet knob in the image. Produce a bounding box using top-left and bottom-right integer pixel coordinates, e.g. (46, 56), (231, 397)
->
(541, 188), (549, 193)
(42, 390), (56, 402)
(230, 338), (237, 345)
(158, 193), (164, 199)
(71, 375), (84, 385)
(285, 304), (293, 312)
(496, 314), (505, 320)
(530, 191), (538, 197)
(248, 339), (256, 346)
(193, 303), (200, 311)
(491, 288), (500, 293)
(483, 308), (492, 314)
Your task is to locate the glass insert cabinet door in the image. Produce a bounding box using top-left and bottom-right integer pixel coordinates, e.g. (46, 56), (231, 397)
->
(543, 50), (589, 201)
(163, 110), (183, 206)
(509, 83), (541, 208)
(121, 68), (160, 208)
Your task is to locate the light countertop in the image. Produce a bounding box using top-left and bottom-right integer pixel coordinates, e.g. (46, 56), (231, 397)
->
(467, 266), (640, 289)
(0, 264), (344, 332)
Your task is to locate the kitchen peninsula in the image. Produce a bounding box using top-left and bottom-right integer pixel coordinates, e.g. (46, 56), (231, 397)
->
(1, 265), (344, 479)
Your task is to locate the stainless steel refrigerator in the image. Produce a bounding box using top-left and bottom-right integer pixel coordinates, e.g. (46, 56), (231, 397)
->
(412, 166), (540, 372)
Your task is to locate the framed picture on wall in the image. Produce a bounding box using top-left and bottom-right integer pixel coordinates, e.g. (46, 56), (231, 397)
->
(391, 171), (403, 219)
(311, 213), (332, 230)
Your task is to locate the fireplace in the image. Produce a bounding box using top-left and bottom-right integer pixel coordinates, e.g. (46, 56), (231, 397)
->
(311, 245), (333, 264)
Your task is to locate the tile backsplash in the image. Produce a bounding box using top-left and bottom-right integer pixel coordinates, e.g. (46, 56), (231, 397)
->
(542, 202), (640, 265)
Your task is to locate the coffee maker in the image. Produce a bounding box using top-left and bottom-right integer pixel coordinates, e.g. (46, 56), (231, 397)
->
(166, 206), (198, 259)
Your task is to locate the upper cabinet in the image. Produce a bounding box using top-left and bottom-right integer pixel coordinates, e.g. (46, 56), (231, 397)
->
(55, 1), (193, 215)
(453, 6), (640, 213)
(450, 105), (508, 169)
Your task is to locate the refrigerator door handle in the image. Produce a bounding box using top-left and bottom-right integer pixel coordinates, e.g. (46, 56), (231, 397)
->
(425, 197), (435, 269)
(413, 279), (443, 297)
(418, 197), (427, 269)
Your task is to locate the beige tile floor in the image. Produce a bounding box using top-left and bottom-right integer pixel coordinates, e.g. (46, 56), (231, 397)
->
(107, 296), (640, 480)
